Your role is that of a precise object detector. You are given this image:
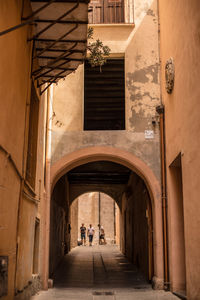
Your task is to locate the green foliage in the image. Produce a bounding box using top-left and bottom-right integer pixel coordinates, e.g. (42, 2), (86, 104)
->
(87, 27), (111, 70)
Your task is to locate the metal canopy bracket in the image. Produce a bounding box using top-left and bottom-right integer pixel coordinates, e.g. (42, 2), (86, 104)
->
(30, 0), (88, 94)
(0, 0), (88, 94)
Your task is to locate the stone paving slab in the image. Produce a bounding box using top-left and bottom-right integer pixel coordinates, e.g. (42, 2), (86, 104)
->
(32, 289), (179, 300)
(31, 246), (178, 300)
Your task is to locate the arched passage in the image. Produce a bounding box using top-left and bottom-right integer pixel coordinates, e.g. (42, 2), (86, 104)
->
(70, 192), (119, 248)
(49, 146), (163, 288)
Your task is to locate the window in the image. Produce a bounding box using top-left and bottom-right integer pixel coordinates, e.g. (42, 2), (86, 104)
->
(89, 0), (125, 24)
(26, 83), (39, 188)
(84, 59), (125, 131)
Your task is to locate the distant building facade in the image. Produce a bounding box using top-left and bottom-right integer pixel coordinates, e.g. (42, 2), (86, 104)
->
(70, 192), (119, 248)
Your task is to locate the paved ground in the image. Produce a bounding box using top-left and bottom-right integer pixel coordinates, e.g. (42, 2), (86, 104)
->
(31, 245), (178, 300)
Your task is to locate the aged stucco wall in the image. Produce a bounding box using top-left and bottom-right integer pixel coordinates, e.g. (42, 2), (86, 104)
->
(159, 1), (200, 299)
(49, 176), (69, 276)
(51, 0), (161, 183)
(91, 24), (134, 55)
(0, 1), (32, 298)
(125, 0), (160, 132)
(52, 65), (84, 132)
(0, 1), (47, 298)
(15, 91), (47, 297)
(121, 173), (152, 281)
(70, 198), (79, 249)
(51, 131), (160, 180)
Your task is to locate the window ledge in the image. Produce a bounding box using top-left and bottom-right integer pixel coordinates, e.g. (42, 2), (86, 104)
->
(89, 23), (135, 28)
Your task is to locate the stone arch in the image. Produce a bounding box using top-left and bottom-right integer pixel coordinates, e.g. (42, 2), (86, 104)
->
(50, 146), (164, 288)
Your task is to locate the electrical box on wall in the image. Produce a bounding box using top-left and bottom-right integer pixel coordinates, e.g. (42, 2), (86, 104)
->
(0, 256), (8, 296)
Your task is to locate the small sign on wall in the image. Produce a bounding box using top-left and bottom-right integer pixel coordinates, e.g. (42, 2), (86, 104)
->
(145, 130), (154, 139)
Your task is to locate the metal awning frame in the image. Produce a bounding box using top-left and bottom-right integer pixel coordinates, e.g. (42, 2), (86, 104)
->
(32, 42), (84, 78)
(0, 0), (89, 94)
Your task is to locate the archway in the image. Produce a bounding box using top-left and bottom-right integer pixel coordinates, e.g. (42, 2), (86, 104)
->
(70, 192), (119, 248)
(49, 146), (163, 288)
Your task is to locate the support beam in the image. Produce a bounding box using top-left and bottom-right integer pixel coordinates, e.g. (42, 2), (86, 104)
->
(34, 19), (88, 25)
(37, 56), (83, 61)
(32, 38), (87, 43)
(36, 48), (85, 54)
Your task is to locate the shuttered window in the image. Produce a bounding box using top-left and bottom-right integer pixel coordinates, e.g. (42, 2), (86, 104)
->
(84, 59), (125, 131)
(89, 0), (125, 24)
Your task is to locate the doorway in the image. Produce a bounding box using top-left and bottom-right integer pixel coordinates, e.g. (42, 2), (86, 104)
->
(169, 154), (186, 295)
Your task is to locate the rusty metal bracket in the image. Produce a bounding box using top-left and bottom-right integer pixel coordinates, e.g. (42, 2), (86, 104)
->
(32, 42), (78, 76)
(40, 68), (73, 95)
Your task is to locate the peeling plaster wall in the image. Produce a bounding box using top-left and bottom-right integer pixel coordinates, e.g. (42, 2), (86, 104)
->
(134, 0), (154, 28)
(51, 0), (161, 179)
(125, 0), (160, 132)
(51, 130), (160, 179)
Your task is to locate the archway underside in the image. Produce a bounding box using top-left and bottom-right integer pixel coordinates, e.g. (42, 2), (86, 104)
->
(68, 161), (131, 209)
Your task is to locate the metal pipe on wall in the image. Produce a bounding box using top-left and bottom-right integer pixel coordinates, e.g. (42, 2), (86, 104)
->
(98, 192), (101, 244)
(156, 105), (169, 290)
(42, 84), (53, 290)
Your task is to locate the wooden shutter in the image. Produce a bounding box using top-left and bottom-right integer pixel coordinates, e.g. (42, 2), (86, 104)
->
(84, 59), (125, 131)
(104, 0), (124, 23)
(88, 0), (104, 24)
(89, 0), (124, 24)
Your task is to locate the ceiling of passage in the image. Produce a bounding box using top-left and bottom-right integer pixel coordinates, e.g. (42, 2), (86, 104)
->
(67, 161), (131, 206)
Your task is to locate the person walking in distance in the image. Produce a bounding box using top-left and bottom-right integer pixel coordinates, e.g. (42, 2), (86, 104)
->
(80, 223), (86, 246)
(100, 226), (106, 245)
(87, 224), (95, 246)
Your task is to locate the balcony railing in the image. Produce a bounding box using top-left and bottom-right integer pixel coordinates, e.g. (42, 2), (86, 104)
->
(88, 0), (134, 24)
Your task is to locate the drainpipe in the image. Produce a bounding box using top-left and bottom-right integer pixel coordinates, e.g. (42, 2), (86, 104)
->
(156, 0), (170, 290)
(43, 84), (53, 290)
(156, 104), (169, 290)
(114, 201), (116, 244)
(98, 192), (101, 244)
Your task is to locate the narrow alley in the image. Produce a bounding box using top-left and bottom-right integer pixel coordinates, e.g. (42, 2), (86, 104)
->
(31, 246), (178, 300)
(1, 1), (200, 300)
